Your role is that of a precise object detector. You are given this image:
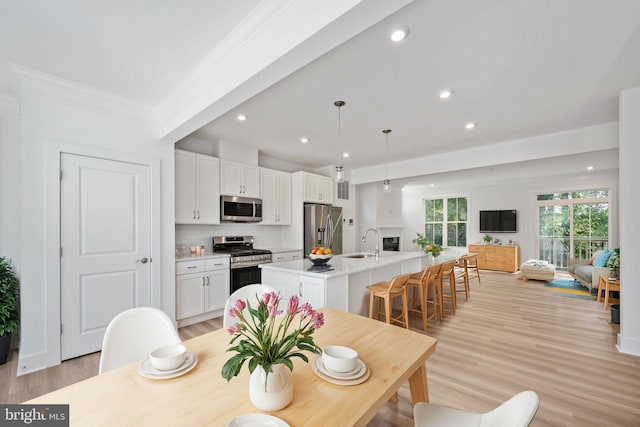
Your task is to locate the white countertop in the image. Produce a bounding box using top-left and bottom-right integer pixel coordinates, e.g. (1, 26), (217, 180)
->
(176, 253), (230, 262)
(268, 247), (303, 254)
(260, 251), (428, 278)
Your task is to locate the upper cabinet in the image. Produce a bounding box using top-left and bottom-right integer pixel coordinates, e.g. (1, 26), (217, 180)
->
(301, 172), (334, 204)
(175, 150), (220, 224)
(260, 168), (292, 225)
(220, 160), (260, 198)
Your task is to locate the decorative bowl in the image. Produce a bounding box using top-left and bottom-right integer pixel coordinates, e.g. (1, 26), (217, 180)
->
(322, 345), (358, 373)
(308, 253), (333, 265)
(149, 343), (187, 371)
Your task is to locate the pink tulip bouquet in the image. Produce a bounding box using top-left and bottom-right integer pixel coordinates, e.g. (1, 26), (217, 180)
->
(221, 291), (324, 382)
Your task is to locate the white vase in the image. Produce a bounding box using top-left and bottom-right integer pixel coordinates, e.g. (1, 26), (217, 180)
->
(249, 363), (293, 411)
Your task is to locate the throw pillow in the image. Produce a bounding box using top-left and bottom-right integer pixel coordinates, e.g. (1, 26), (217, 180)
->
(593, 249), (612, 267)
(588, 250), (602, 265)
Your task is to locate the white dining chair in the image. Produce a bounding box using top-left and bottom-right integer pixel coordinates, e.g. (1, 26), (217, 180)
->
(223, 284), (277, 327)
(413, 390), (539, 427)
(98, 307), (181, 374)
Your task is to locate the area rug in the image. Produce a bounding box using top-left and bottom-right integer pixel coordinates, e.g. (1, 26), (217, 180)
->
(544, 279), (596, 300)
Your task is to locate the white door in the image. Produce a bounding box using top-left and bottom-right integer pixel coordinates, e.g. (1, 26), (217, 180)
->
(60, 153), (152, 360)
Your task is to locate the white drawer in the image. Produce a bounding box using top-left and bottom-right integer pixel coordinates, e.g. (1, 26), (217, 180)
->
(205, 257), (230, 270)
(176, 260), (205, 275)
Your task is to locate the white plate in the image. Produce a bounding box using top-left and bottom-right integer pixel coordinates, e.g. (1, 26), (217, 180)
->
(226, 414), (290, 427)
(316, 357), (366, 379)
(138, 351), (198, 379)
(311, 358), (370, 386)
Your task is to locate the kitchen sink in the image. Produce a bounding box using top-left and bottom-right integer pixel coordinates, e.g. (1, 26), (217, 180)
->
(343, 253), (376, 259)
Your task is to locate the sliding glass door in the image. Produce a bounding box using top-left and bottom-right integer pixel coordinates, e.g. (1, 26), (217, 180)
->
(537, 191), (609, 270)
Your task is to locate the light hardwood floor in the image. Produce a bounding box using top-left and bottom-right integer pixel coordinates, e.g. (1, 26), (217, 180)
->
(1, 271), (638, 426)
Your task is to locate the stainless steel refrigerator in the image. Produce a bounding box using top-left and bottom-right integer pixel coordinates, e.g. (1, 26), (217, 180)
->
(304, 204), (343, 256)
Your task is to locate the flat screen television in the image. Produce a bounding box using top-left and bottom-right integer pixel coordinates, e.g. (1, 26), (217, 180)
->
(479, 210), (517, 233)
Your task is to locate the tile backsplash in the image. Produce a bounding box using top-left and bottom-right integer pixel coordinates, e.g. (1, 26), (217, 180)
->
(176, 224), (293, 253)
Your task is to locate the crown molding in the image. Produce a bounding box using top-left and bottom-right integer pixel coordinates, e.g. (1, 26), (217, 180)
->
(0, 92), (20, 116)
(10, 64), (158, 127)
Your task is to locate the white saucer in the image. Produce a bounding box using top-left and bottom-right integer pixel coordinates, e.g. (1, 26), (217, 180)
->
(138, 351), (198, 379)
(316, 357), (366, 380)
(226, 414), (290, 427)
(311, 357), (370, 386)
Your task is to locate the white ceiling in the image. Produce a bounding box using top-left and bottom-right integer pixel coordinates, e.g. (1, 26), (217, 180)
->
(196, 0), (640, 171)
(2, 1), (639, 176)
(0, 0), (261, 104)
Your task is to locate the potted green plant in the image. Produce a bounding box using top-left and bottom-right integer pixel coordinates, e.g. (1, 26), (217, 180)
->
(0, 256), (20, 365)
(607, 247), (620, 279)
(411, 232), (429, 251)
(483, 234), (493, 244)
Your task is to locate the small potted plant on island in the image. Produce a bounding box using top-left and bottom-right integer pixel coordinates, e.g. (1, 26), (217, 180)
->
(483, 234), (493, 244)
(412, 233), (442, 261)
(0, 256), (20, 365)
(607, 247), (620, 279)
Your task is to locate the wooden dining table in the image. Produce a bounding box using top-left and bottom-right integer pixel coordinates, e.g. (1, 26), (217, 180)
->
(27, 308), (437, 426)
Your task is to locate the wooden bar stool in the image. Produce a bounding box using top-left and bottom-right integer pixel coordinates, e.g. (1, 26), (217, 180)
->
(463, 253), (481, 286)
(367, 274), (411, 329)
(407, 264), (442, 331)
(454, 255), (471, 301)
(440, 260), (457, 316)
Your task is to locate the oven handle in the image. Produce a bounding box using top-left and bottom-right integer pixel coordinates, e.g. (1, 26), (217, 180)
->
(230, 260), (272, 269)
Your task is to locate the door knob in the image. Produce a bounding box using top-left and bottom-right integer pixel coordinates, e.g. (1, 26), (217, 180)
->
(137, 257), (149, 264)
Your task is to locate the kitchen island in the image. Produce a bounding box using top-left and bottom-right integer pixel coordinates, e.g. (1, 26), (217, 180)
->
(260, 251), (429, 316)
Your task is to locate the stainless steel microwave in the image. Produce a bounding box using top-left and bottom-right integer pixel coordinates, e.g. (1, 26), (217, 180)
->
(220, 195), (262, 222)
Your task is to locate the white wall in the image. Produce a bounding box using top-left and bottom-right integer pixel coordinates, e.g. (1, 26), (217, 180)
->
(399, 170), (618, 262)
(618, 86), (640, 356)
(10, 70), (174, 375)
(0, 109), (21, 263)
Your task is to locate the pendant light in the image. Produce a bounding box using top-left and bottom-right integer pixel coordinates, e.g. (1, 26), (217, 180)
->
(383, 129), (392, 193)
(334, 100), (346, 183)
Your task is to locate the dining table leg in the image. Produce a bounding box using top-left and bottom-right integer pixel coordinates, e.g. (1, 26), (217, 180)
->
(408, 363), (429, 404)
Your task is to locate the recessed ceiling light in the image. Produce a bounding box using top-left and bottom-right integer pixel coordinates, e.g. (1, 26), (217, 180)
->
(236, 114), (247, 121)
(390, 26), (409, 42)
(301, 137), (309, 143)
(343, 152), (350, 158)
(439, 90), (453, 99)
(587, 165), (595, 170)
(430, 184), (435, 188)
(465, 122), (476, 130)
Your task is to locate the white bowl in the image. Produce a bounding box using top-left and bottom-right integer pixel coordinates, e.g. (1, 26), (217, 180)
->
(149, 343), (187, 371)
(322, 345), (358, 373)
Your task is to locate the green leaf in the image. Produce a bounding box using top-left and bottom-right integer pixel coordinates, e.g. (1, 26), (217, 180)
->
(221, 354), (247, 381)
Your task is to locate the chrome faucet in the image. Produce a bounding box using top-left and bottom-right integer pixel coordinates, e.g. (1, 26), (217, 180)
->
(361, 228), (380, 259)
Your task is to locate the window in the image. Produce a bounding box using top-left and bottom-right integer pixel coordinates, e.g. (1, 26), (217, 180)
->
(536, 190), (609, 269)
(423, 197), (467, 247)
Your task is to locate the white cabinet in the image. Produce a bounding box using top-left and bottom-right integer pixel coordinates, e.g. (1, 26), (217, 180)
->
(301, 172), (334, 204)
(220, 160), (260, 198)
(176, 258), (230, 321)
(272, 251), (303, 263)
(268, 273), (325, 309)
(175, 150), (220, 224)
(299, 276), (325, 308)
(260, 168), (292, 225)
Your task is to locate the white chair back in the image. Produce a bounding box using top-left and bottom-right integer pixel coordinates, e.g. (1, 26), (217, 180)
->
(480, 391), (539, 427)
(413, 390), (539, 427)
(98, 307), (181, 374)
(223, 284), (277, 327)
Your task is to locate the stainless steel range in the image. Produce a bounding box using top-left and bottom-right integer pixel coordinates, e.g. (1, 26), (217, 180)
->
(213, 236), (272, 293)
